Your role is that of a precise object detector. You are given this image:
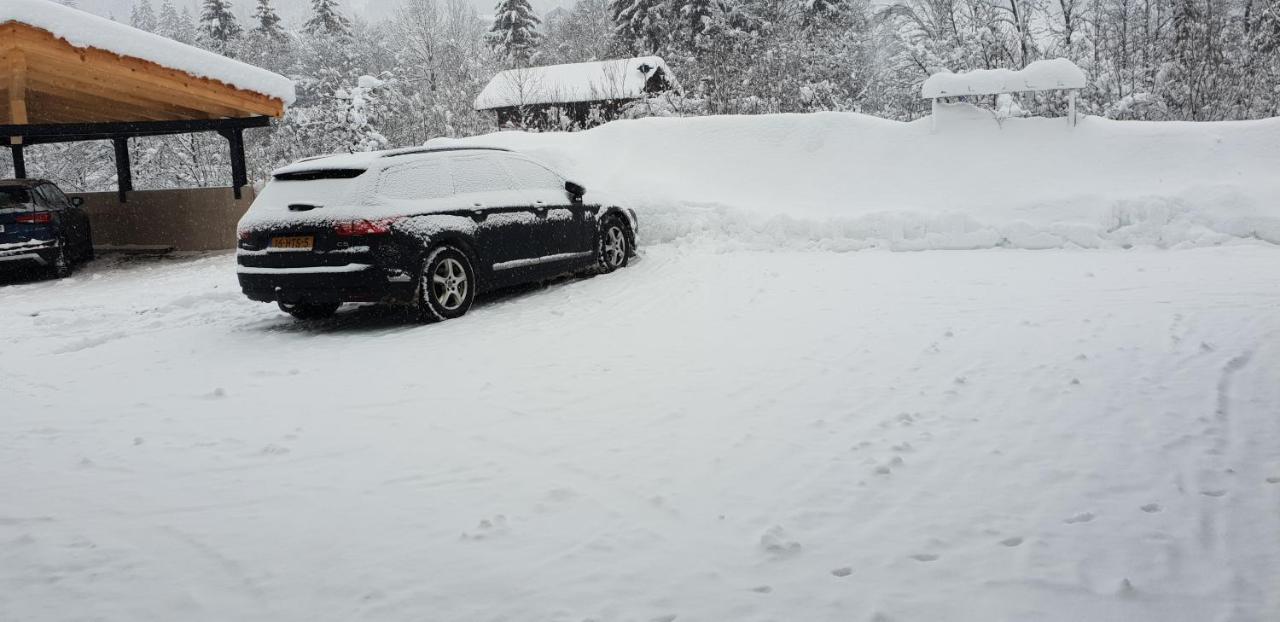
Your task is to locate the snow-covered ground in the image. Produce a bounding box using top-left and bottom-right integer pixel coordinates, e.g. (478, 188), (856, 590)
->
(3, 242), (1279, 621)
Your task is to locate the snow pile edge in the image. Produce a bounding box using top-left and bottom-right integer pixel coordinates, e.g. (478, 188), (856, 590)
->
(432, 110), (1280, 251)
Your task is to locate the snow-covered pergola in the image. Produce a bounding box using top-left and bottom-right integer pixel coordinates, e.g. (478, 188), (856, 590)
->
(922, 59), (1087, 127)
(1, 0), (295, 200)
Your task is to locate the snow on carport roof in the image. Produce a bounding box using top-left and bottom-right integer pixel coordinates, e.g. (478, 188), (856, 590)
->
(0, 0), (295, 105)
(921, 59), (1086, 99)
(474, 57), (675, 110)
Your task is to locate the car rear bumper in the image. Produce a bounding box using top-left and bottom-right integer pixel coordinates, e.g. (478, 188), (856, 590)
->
(237, 263), (417, 304)
(0, 240), (58, 267)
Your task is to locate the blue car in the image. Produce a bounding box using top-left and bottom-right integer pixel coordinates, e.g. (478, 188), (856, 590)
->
(0, 179), (94, 279)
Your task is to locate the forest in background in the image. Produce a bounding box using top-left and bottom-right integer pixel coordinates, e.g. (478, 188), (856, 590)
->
(11, 0), (1280, 192)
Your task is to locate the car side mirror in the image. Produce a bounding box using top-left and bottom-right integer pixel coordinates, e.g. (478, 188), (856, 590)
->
(565, 181), (586, 203)
(70, 196), (84, 207)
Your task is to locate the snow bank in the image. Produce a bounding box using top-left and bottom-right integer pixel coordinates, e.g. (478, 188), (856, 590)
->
(922, 59), (1087, 98)
(430, 108), (1280, 250)
(1, 0), (295, 104)
(475, 56), (673, 109)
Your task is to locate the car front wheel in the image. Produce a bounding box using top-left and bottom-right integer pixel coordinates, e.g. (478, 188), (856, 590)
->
(598, 216), (631, 273)
(417, 245), (475, 323)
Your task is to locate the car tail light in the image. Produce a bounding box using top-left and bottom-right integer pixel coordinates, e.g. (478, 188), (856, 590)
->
(15, 212), (52, 224)
(237, 229), (253, 241)
(334, 218), (400, 237)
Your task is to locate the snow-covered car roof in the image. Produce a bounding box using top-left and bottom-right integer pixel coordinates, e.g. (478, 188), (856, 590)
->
(474, 57), (675, 110)
(270, 147), (517, 177)
(921, 59), (1086, 99)
(0, 0), (295, 104)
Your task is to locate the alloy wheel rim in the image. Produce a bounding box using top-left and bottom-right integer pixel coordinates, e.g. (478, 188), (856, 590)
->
(605, 227), (626, 267)
(430, 257), (468, 311)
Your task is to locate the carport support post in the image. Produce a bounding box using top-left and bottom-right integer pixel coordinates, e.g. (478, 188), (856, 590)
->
(219, 128), (247, 200)
(9, 143), (25, 178)
(112, 137), (132, 203)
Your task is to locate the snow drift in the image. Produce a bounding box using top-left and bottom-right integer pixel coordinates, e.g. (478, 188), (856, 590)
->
(431, 107), (1280, 250)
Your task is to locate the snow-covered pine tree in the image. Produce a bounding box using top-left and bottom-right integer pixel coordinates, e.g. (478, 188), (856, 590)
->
(253, 0), (287, 41)
(486, 0), (542, 66)
(200, 0), (242, 52)
(306, 0), (353, 37)
(611, 0), (671, 54)
(132, 0), (158, 32)
(680, 0), (715, 45)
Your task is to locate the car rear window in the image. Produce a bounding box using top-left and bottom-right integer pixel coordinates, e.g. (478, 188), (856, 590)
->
(0, 187), (33, 210)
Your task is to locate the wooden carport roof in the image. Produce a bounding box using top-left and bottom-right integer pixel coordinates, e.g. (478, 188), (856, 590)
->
(0, 12), (291, 200)
(0, 22), (285, 125)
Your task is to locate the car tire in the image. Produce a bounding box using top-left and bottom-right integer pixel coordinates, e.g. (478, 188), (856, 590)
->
(598, 214), (631, 274)
(278, 301), (341, 320)
(416, 245), (476, 323)
(49, 241), (72, 279)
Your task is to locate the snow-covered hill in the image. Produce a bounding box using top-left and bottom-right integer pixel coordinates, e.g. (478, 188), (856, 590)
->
(436, 109), (1280, 250)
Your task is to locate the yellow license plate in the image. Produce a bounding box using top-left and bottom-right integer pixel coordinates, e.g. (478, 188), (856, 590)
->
(270, 235), (314, 251)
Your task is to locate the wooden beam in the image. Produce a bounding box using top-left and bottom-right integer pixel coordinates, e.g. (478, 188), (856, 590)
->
(26, 57), (246, 120)
(113, 137), (132, 202)
(9, 143), (25, 178)
(8, 47), (26, 143)
(26, 73), (220, 122)
(9, 24), (285, 119)
(27, 90), (175, 124)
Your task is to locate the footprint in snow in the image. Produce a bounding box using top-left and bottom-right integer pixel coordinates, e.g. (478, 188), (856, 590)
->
(1064, 512), (1095, 524)
(1200, 489), (1227, 497)
(758, 526), (802, 559)
(909, 553), (939, 562)
(1265, 476), (1280, 484)
(462, 515), (510, 541)
(999, 536), (1023, 547)
(749, 585), (773, 594)
(1140, 503), (1162, 513)
(831, 567), (853, 577)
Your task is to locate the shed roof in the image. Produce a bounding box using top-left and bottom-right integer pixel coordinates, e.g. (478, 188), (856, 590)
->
(921, 59), (1086, 99)
(1, 0), (293, 125)
(475, 57), (674, 111)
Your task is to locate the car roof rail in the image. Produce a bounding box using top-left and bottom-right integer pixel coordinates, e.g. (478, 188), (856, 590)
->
(381, 146), (511, 159)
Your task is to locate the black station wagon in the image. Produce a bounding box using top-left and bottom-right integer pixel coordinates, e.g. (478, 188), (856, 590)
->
(236, 147), (637, 321)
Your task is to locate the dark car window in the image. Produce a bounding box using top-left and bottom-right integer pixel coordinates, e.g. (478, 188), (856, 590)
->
(0, 187), (33, 210)
(30, 185), (59, 210)
(451, 155), (515, 196)
(376, 159), (452, 201)
(44, 184), (73, 208)
(501, 157), (564, 191)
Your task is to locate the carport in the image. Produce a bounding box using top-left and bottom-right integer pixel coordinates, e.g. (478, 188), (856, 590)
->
(1, 0), (294, 250)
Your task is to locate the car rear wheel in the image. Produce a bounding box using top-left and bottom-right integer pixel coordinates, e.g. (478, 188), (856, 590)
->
(598, 215), (631, 274)
(278, 301), (341, 320)
(417, 246), (475, 323)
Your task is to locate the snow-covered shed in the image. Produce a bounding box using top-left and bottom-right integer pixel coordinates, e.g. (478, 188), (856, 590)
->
(922, 59), (1086, 126)
(475, 57), (677, 131)
(1, 0), (293, 205)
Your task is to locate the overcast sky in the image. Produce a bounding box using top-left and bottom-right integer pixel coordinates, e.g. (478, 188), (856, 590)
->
(75, 0), (573, 25)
